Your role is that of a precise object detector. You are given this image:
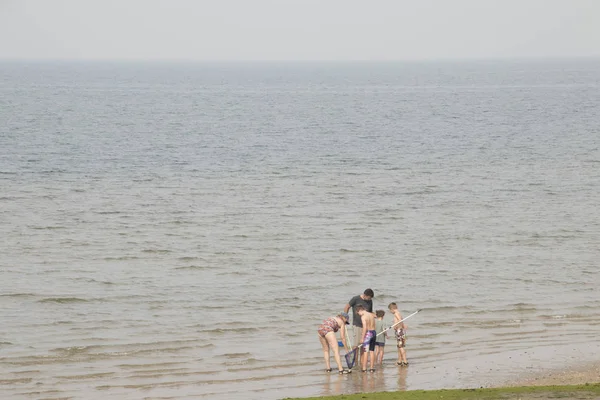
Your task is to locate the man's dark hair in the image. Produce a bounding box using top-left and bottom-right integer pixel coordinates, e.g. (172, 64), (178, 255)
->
(364, 288), (374, 297)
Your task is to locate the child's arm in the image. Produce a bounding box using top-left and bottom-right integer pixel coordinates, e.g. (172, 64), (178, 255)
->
(397, 312), (406, 330)
(393, 311), (402, 327)
(360, 314), (368, 344)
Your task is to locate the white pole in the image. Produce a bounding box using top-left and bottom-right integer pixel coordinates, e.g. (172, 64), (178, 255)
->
(377, 309), (421, 337)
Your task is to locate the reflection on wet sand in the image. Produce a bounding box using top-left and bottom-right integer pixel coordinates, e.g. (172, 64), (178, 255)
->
(319, 363), (409, 397)
(360, 369), (386, 393)
(320, 373), (343, 397)
(396, 364), (409, 391)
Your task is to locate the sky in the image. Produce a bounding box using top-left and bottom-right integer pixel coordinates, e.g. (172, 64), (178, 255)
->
(0, 0), (599, 61)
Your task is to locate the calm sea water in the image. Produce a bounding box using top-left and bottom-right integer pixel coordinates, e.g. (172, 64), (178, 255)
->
(0, 59), (599, 400)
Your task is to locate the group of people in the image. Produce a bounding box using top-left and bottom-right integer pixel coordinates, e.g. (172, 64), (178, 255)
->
(317, 288), (409, 374)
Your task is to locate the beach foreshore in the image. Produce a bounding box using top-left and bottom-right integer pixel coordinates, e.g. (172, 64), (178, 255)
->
(284, 384), (600, 400)
(504, 360), (600, 387)
(284, 358), (600, 400)
(284, 362), (600, 400)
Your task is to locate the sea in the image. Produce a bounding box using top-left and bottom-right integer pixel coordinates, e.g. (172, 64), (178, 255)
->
(0, 59), (599, 400)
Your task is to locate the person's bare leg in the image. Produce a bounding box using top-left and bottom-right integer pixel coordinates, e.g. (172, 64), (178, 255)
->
(318, 334), (331, 370)
(353, 328), (361, 366)
(361, 346), (367, 371)
(325, 333), (344, 371)
(377, 345), (385, 364)
(369, 350), (375, 370)
(400, 347), (408, 364)
(397, 342), (402, 364)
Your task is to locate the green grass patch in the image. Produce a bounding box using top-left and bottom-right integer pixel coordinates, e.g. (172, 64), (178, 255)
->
(283, 383), (600, 400)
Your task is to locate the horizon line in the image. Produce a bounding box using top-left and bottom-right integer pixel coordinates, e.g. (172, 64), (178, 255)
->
(1, 55), (599, 64)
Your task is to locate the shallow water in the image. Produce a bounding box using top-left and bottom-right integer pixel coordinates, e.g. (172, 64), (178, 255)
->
(0, 59), (599, 399)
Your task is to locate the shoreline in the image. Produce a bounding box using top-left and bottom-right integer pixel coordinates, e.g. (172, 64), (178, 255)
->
(284, 362), (600, 400)
(285, 384), (600, 400)
(503, 360), (600, 387)
(284, 342), (600, 400)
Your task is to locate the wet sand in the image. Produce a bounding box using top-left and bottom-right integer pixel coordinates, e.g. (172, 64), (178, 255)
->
(506, 361), (600, 387)
(293, 340), (600, 400)
(287, 362), (600, 400)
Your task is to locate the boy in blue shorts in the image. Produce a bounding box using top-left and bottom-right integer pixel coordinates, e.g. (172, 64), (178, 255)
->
(356, 304), (377, 372)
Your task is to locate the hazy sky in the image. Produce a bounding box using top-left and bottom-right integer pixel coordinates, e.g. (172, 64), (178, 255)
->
(1, 0), (599, 61)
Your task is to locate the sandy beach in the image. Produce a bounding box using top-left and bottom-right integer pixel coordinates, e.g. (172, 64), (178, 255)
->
(506, 360), (600, 387)
(285, 361), (600, 400)
(294, 340), (600, 400)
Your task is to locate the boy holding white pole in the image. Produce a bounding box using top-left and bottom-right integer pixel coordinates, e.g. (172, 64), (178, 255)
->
(388, 302), (409, 366)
